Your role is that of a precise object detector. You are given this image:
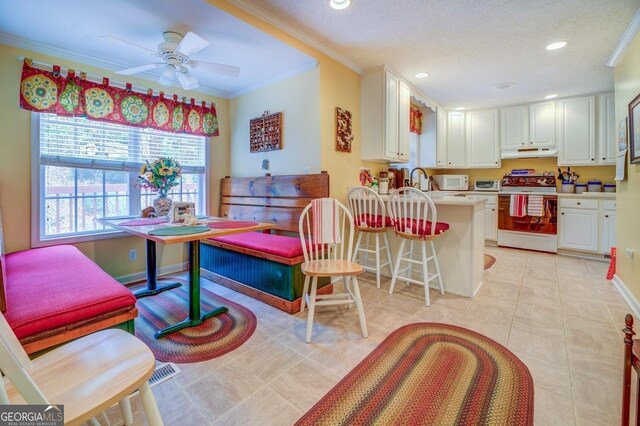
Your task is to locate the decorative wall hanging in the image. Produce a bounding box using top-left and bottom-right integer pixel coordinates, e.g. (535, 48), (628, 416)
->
(629, 92), (640, 164)
(336, 107), (353, 153)
(18, 59), (219, 137)
(249, 111), (282, 152)
(410, 104), (423, 134)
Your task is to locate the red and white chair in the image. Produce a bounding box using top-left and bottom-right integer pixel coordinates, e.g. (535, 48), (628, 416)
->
(347, 186), (394, 289)
(387, 187), (449, 306)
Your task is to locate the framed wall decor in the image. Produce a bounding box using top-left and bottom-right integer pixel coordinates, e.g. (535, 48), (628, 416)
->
(250, 111), (283, 153)
(619, 117), (628, 151)
(629, 92), (640, 164)
(336, 107), (353, 153)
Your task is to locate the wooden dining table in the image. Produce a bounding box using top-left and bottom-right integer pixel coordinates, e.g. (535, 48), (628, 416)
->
(100, 217), (274, 338)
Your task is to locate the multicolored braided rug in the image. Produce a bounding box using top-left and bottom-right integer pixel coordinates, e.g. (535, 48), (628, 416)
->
(135, 282), (256, 363)
(296, 323), (534, 426)
(484, 254), (496, 270)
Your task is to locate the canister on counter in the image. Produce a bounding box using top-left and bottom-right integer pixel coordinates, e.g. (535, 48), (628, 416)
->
(587, 180), (602, 192)
(604, 183), (616, 193)
(379, 171), (389, 195)
(575, 183), (587, 194)
(561, 181), (575, 193)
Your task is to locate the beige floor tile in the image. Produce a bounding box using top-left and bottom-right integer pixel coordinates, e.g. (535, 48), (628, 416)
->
(571, 370), (620, 419)
(513, 351), (572, 398)
(533, 387), (575, 426)
(383, 290), (430, 315)
(524, 265), (558, 283)
(212, 386), (302, 426)
(574, 402), (620, 426)
(565, 327), (622, 362)
(562, 298), (612, 323)
(231, 338), (304, 383)
(507, 329), (568, 367)
(477, 280), (521, 303)
(486, 265), (525, 284)
(455, 319), (511, 346)
(463, 299), (515, 327)
(514, 301), (563, 327)
(522, 275), (560, 288)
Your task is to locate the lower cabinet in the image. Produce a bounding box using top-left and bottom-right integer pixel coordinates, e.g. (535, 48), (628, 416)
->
(475, 195), (497, 241)
(558, 197), (616, 254)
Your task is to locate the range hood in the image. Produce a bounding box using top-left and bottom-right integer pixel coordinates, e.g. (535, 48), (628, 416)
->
(501, 148), (557, 159)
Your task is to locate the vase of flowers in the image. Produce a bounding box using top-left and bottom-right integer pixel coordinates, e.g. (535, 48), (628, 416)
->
(137, 157), (182, 217)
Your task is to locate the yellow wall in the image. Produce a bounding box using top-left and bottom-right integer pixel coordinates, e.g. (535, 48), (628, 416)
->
(433, 157), (616, 190)
(614, 32), (640, 299)
(0, 44), (230, 280)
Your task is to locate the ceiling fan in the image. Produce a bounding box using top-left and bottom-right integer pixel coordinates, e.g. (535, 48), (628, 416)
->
(99, 31), (240, 90)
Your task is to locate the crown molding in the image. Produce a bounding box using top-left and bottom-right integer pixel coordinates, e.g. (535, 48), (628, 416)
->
(230, 61), (318, 98)
(226, 0), (363, 74)
(607, 8), (640, 67)
(0, 32), (231, 99)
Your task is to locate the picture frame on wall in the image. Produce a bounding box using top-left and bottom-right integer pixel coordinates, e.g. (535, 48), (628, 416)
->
(336, 107), (354, 153)
(629, 92), (640, 164)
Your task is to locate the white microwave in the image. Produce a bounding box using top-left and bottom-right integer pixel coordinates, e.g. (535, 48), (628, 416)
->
(433, 175), (469, 191)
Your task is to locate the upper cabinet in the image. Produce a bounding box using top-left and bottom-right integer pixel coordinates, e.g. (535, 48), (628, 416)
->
(598, 93), (616, 165)
(446, 112), (466, 167)
(361, 67), (411, 162)
(557, 96), (596, 165)
(466, 109), (500, 168)
(501, 105), (528, 150)
(529, 101), (556, 148)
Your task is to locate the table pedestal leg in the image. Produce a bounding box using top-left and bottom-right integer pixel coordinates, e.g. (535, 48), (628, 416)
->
(155, 240), (228, 339)
(134, 240), (182, 299)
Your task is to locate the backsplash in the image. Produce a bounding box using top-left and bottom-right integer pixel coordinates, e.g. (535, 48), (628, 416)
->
(425, 157), (615, 187)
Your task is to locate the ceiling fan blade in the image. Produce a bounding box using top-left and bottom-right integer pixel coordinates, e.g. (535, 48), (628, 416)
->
(116, 63), (163, 75)
(192, 61), (240, 78)
(98, 36), (157, 55)
(175, 31), (209, 57)
(177, 71), (199, 90)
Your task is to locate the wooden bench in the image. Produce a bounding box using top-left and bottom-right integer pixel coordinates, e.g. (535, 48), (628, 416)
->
(0, 210), (137, 354)
(200, 172), (332, 313)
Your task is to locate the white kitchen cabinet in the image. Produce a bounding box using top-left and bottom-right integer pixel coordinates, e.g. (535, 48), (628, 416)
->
(529, 101), (556, 148)
(598, 93), (616, 165)
(435, 107), (448, 167)
(557, 96), (596, 165)
(474, 195), (497, 240)
(600, 199), (616, 254)
(361, 67), (410, 162)
(466, 109), (500, 168)
(446, 112), (466, 167)
(558, 198), (599, 252)
(501, 105), (528, 151)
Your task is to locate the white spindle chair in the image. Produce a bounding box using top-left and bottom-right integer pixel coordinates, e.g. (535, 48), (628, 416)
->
(347, 186), (394, 289)
(387, 187), (448, 306)
(299, 198), (367, 343)
(0, 311), (163, 426)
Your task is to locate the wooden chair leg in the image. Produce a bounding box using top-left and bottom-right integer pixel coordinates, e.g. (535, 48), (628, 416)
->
(351, 276), (368, 338)
(139, 382), (163, 426)
(306, 277), (318, 343)
(389, 239), (405, 295)
(300, 275), (310, 314)
(119, 397), (133, 426)
(421, 242), (430, 306)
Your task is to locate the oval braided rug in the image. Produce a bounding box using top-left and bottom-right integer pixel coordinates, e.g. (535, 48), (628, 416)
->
(134, 282), (256, 363)
(296, 323), (534, 426)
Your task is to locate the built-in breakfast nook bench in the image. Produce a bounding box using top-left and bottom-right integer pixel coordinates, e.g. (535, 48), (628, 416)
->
(200, 172), (332, 313)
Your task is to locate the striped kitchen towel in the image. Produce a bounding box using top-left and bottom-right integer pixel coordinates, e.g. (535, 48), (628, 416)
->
(311, 198), (342, 244)
(509, 194), (527, 217)
(527, 195), (544, 216)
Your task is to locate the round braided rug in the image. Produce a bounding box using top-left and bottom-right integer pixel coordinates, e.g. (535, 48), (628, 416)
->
(296, 323), (534, 426)
(135, 281), (256, 363)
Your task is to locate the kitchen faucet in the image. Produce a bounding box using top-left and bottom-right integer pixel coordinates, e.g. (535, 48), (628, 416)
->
(409, 167), (428, 188)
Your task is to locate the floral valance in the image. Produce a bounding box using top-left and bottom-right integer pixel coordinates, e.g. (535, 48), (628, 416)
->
(18, 60), (219, 137)
(410, 104), (422, 134)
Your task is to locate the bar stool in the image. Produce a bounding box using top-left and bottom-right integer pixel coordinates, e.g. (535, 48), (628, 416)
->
(387, 187), (449, 306)
(347, 186), (394, 289)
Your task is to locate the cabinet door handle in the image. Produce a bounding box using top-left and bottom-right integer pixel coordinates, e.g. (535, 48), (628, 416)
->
(561, 212), (565, 215)
(492, 209), (495, 211)
(577, 202), (581, 205)
(602, 157), (606, 160)
(449, 162), (451, 164)
(605, 215), (609, 218)
(591, 158), (594, 161)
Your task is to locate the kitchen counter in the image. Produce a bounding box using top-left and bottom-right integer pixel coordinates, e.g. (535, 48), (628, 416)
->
(557, 192), (616, 199)
(378, 192), (487, 206)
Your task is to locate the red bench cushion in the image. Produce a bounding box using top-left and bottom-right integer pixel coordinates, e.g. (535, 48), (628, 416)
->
(4, 245), (136, 339)
(211, 232), (303, 259)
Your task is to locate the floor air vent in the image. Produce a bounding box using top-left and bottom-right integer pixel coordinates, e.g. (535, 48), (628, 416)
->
(148, 362), (181, 388)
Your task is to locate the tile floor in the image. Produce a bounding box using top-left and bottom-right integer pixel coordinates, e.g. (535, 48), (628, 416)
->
(104, 246), (627, 425)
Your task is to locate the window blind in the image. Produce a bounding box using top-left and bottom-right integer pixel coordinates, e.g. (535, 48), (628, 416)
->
(39, 114), (206, 174)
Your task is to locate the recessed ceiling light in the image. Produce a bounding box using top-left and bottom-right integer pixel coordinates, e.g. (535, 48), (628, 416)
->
(329, 0), (351, 9)
(493, 82), (515, 90)
(455, 107), (465, 111)
(546, 41), (567, 50)
(415, 72), (429, 78)
(544, 94), (558, 99)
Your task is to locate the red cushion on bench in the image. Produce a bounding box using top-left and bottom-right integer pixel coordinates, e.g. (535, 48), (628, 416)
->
(3, 245), (136, 339)
(211, 232), (303, 259)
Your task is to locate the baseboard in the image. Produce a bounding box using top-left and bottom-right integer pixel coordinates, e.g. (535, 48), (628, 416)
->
(116, 262), (188, 285)
(612, 274), (640, 319)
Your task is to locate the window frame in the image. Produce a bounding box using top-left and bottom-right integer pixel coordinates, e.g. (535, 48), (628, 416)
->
(30, 114), (209, 247)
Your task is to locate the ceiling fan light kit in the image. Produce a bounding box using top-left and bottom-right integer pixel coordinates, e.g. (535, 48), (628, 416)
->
(110, 30), (240, 90)
(330, 0), (351, 10)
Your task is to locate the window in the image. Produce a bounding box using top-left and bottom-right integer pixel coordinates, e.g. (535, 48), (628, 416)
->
(32, 114), (208, 245)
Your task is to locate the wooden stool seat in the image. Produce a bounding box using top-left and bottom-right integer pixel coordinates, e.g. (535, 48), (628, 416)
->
(302, 259), (364, 277)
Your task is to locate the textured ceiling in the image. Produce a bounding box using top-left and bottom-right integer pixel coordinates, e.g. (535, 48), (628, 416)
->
(238, 0), (640, 109)
(0, 0), (317, 98)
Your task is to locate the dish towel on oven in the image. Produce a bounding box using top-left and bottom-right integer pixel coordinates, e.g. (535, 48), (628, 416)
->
(311, 198), (341, 244)
(527, 195), (544, 217)
(509, 194), (527, 217)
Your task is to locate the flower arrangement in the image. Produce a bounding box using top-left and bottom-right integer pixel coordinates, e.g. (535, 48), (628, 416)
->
(137, 157), (182, 197)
